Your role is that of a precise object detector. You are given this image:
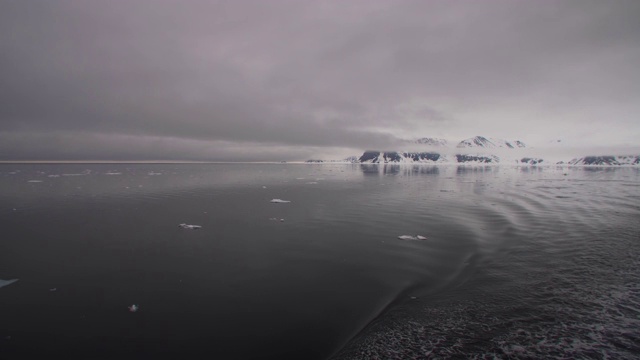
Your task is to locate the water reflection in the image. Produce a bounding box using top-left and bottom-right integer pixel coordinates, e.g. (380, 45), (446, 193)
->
(359, 164), (439, 176)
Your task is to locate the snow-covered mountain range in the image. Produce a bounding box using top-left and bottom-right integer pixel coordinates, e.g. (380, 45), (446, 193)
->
(329, 136), (639, 166)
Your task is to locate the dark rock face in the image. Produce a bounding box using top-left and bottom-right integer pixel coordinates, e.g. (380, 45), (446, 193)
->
(457, 136), (526, 149)
(383, 152), (402, 162)
(403, 152), (440, 161)
(359, 151), (441, 163)
(521, 157), (544, 165)
(456, 154), (498, 163)
(414, 138), (448, 146)
(457, 136), (493, 148)
(583, 156), (617, 165)
(568, 156), (640, 165)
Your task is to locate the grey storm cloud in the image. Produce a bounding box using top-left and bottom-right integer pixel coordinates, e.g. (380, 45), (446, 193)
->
(1, 0), (639, 160)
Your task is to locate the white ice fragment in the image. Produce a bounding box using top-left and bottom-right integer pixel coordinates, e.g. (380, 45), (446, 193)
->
(306, 182), (318, 184)
(49, 288), (57, 292)
(262, 186), (267, 189)
(48, 175), (60, 178)
(397, 235), (428, 241)
(0, 279), (18, 289)
(27, 180), (42, 183)
(148, 172), (162, 176)
(178, 223), (202, 230)
(105, 172), (122, 175)
(270, 199), (291, 203)
(128, 304), (139, 312)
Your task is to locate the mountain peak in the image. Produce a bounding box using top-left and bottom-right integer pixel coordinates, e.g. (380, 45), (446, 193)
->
(414, 137), (448, 146)
(457, 136), (526, 149)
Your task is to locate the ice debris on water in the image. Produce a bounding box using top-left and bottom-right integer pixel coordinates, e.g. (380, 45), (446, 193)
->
(269, 218), (285, 222)
(128, 304), (139, 312)
(49, 288), (57, 292)
(397, 235), (428, 241)
(27, 180), (43, 183)
(270, 199), (291, 203)
(178, 223), (202, 230)
(0, 279), (18, 289)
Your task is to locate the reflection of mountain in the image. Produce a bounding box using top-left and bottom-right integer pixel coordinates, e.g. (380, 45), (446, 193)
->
(360, 164), (440, 176)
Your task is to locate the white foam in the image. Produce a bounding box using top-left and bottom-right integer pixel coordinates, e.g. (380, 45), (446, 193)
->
(270, 199), (291, 203)
(398, 235), (428, 240)
(0, 279), (18, 289)
(178, 223), (202, 230)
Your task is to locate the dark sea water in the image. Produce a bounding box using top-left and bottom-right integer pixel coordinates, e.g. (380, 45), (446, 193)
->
(0, 164), (638, 359)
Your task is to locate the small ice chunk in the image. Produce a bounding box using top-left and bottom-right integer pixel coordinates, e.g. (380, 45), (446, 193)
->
(105, 172), (122, 175)
(262, 186), (267, 189)
(128, 304), (139, 312)
(148, 172), (162, 176)
(0, 279), (18, 289)
(49, 288), (57, 292)
(306, 182), (318, 184)
(48, 174), (60, 177)
(270, 199), (291, 203)
(27, 180), (42, 183)
(398, 235), (428, 241)
(178, 223), (202, 230)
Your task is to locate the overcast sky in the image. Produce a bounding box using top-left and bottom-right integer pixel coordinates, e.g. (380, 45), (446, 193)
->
(1, 0), (639, 161)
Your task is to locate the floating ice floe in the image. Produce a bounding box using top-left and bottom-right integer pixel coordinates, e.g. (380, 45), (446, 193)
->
(128, 304), (139, 312)
(49, 288), (57, 292)
(105, 172), (122, 176)
(48, 175), (60, 178)
(269, 218), (285, 222)
(270, 199), (291, 203)
(397, 235), (428, 241)
(306, 182), (318, 184)
(27, 180), (43, 183)
(178, 223), (202, 230)
(0, 279), (18, 289)
(148, 172), (162, 176)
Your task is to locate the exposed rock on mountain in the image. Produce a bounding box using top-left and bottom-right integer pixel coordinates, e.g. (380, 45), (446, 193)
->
(568, 156), (640, 166)
(359, 151), (442, 163)
(457, 136), (525, 149)
(414, 137), (448, 146)
(456, 154), (499, 163)
(520, 158), (544, 165)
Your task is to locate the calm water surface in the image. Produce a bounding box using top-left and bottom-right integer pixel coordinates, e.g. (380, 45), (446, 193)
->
(0, 164), (638, 359)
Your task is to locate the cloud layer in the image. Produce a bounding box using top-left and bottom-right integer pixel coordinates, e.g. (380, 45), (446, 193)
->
(1, 0), (639, 160)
